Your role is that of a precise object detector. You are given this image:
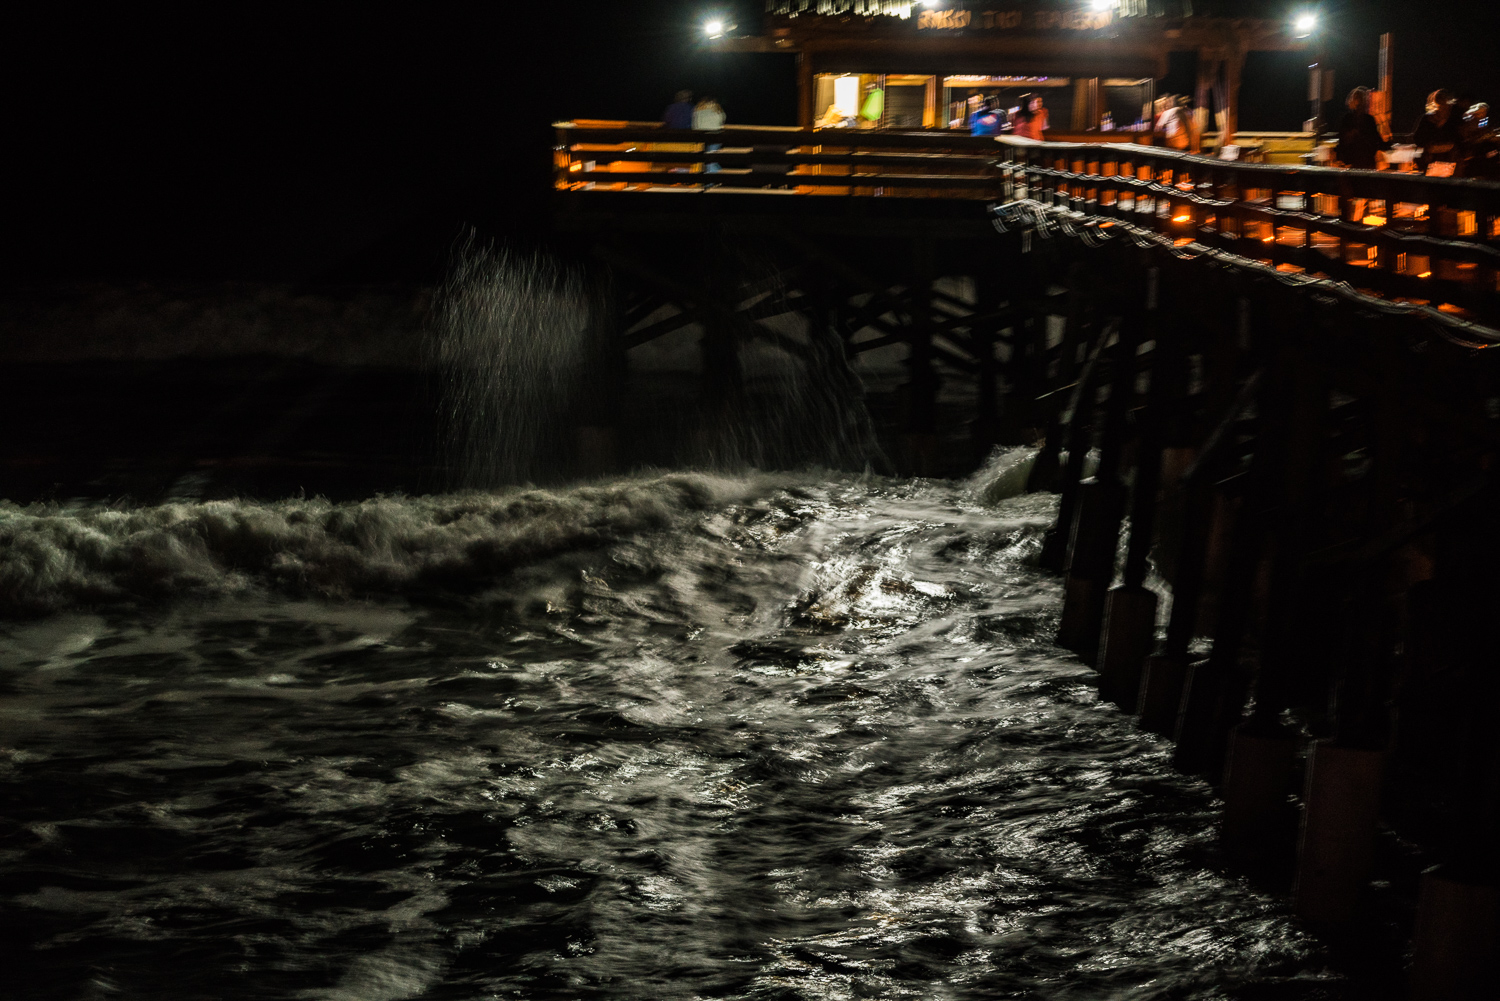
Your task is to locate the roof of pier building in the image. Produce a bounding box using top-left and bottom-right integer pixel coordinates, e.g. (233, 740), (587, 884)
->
(764, 1), (1294, 19)
(743, 1), (1307, 75)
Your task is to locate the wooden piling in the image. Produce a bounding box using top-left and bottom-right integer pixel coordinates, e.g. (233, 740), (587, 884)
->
(575, 273), (627, 475)
(901, 237), (940, 476)
(1137, 370), (1254, 736)
(1410, 867), (1500, 1000)
(1099, 267), (1171, 708)
(1058, 293), (1145, 661)
(1294, 739), (1386, 923)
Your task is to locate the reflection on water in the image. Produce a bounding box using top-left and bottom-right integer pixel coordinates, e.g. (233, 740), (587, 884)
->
(0, 474), (1344, 999)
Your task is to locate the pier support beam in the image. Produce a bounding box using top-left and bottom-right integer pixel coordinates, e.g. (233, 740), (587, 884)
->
(1294, 740), (1386, 923)
(575, 275), (627, 476)
(1100, 267), (1168, 708)
(901, 238), (940, 476)
(1097, 585), (1157, 710)
(1410, 868), (1500, 1001)
(1221, 721), (1300, 878)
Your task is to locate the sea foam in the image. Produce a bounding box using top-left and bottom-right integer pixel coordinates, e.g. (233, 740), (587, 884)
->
(0, 474), (771, 617)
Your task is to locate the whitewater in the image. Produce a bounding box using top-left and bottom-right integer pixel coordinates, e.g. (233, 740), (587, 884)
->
(0, 455), (1347, 999)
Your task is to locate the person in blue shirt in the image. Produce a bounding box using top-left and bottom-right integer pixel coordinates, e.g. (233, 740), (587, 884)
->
(968, 98), (1002, 137)
(663, 91), (694, 130)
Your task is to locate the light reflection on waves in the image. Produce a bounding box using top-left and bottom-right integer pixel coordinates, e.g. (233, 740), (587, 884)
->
(0, 478), (1345, 1000)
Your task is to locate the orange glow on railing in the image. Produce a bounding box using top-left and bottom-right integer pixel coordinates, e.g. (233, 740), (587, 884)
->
(1173, 214), (1191, 223)
(1418, 271), (1433, 278)
(1362, 215), (1386, 227)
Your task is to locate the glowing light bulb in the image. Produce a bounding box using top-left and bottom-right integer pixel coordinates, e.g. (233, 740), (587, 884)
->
(705, 19), (724, 36)
(1294, 13), (1317, 34)
(1091, 0), (1113, 10)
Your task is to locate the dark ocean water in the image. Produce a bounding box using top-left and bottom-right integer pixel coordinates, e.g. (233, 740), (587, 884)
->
(0, 468), (1345, 1000)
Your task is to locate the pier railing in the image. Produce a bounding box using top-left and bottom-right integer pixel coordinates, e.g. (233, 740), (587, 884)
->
(998, 138), (1500, 323)
(554, 120), (1022, 199)
(555, 122), (1500, 324)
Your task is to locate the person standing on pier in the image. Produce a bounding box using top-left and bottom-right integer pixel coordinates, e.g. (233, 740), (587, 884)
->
(1012, 94), (1047, 140)
(693, 96), (726, 174)
(1026, 94), (1048, 138)
(858, 81), (884, 129)
(1413, 89), (1463, 174)
(968, 98), (1002, 136)
(1336, 87), (1391, 169)
(692, 96), (725, 131)
(664, 90), (694, 130)
(1157, 95), (1194, 151)
(1008, 94), (1032, 137)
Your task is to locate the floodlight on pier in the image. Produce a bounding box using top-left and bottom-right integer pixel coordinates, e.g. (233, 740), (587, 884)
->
(705, 19), (725, 37)
(1294, 12), (1318, 36)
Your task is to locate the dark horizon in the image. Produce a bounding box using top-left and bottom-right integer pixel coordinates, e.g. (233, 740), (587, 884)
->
(5, 0), (1498, 286)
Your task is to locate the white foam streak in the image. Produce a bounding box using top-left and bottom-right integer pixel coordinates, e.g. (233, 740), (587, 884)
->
(0, 473), (765, 615)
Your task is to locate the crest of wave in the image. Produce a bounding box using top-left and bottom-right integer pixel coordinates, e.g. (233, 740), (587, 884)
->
(431, 239), (591, 488)
(0, 475), (753, 617)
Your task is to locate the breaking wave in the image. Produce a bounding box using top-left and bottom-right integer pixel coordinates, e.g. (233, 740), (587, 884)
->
(0, 473), (795, 617)
(0, 446), (1045, 619)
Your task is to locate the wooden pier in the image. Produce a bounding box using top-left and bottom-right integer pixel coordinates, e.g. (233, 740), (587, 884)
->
(554, 122), (1500, 994)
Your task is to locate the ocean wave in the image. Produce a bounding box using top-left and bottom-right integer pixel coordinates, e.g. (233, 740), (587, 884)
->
(0, 473), (785, 617)
(968, 446), (1039, 506)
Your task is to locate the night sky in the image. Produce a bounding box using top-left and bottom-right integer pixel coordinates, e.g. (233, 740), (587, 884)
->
(5, 1), (1497, 287)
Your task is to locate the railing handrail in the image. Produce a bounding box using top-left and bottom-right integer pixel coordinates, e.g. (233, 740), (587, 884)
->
(993, 137), (1500, 194)
(557, 122), (1045, 153)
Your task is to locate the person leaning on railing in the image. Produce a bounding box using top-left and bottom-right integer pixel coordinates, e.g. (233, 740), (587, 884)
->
(693, 97), (726, 175)
(1156, 96), (1195, 152)
(663, 90), (694, 130)
(1413, 89), (1463, 175)
(1336, 87), (1392, 170)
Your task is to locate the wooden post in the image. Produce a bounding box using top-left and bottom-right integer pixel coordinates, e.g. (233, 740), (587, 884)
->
(1058, 274), (1146, 660)
(1027, 259), (1087, 492)
(797, 49), (816, 130)
(1375, 33), (1394, 141)
(901, 237), (939, 476)
(1295, 739), (1386, 922)
(1222, 47), (1244, 150)
(575, 272), (626, 475)
(699, 244), (743, 408)
(1171, 477), (1258, 779)
(1138, 370), (1261, 738)
(972, 271), (1002, 458)
(1038, 319), (1112, 573)
(1099, 268), (1169, 709)
(1411, 867), (1500, 1000)
(1178, 306), (1320, 780)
